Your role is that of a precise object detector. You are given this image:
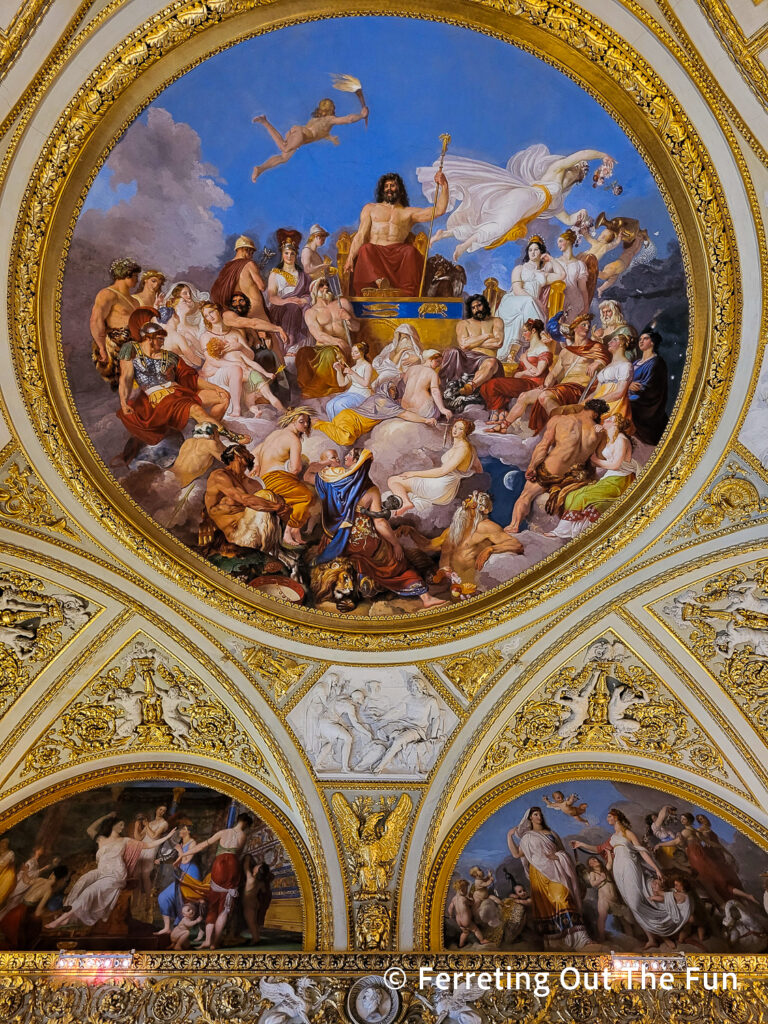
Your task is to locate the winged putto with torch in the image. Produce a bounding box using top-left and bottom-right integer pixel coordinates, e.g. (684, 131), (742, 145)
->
(252, 73), (368, 181)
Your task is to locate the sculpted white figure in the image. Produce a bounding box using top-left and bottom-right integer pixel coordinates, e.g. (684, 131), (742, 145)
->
(258, 977), (317, 1024)
(294, 669), (451, 776)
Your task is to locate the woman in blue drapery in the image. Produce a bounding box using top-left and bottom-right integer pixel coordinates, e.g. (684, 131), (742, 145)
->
(155, 822), (202, 937)
(312, 449), (442, 608)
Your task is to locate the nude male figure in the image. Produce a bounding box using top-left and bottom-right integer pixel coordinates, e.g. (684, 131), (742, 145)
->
(400, 351), (452, 422)
(89, 257), (142, 388)
(505, 398), (609, 533)
(373, 675), (441, 772)
(224, 291), (287, 364)
(448, 879), (489, 946)
(581, 213), (650, 295)
(252, 409), (315, 546)
(205, 445), (288, 547)
(400, 491), (522, 595)
(441, 294), (504, 390)
(315, 674), (374, 772)
(345, 171), (449, 295)
(252, 98), (368, 181)
(304, 278), (359, 356)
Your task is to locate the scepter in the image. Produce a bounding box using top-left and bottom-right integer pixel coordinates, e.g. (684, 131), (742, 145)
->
(418, 133), (451, 298)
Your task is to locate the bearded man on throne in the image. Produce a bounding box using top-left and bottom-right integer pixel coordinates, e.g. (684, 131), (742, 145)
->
(344, 171), (449, 296)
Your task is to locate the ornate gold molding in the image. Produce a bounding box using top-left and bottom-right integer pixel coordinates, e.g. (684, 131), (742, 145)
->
(331, 792), (412, 949)
(666, 460), (768, 541)
(7, 0), (736, 650)
(0, 455), (77, 541)
(650, 558), (768, 738)
(440, 648), (504, 700)
(241, 644), (311, 702)
(470, 630), (741, 795)
(0, 1), (55, 81)
(646, 0), (768, 167)
(14, 636), (270, 790)
(0, 956), (766, 1022)
(698, 0), (768, 110)
(412, 542), (768, 942)
(0, 565), (97, 719)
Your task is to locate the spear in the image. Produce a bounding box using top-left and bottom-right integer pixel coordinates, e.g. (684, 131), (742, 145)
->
(418, 133), (451, 298)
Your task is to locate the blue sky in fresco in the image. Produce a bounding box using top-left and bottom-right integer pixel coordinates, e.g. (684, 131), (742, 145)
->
(453, 780), (740, 880)
(83, 16), (676, 288)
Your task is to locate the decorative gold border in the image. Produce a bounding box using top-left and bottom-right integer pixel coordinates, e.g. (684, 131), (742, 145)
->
(0, 540), (334, 947)
(458, 627), (753, 800)
(698, 0), (768, 111)
(422, 764), (768, 949)
(411, 535), (768, 940)
(0, 761), (320, 950)
(7, 0), (740, 651)
(0, 628), (275, 793)
(0, 0), (56, 81)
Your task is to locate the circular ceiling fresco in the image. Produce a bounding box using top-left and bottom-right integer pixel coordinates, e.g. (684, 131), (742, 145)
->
(18, 6), (729, 643)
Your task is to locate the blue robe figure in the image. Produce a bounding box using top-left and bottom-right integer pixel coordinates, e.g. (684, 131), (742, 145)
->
(630, 352), (668, 445)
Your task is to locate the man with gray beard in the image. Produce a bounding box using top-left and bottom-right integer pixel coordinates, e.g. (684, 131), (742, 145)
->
(398, 490), (522, 598)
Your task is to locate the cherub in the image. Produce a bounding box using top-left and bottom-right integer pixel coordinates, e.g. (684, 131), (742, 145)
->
(510, 884), (532, 906)
(252, 95), (368, 182)
(468, 866), (503, 928)
(447, 879), (490, 947)
(584, 855), (633, 941)
(543, 791), (589, 823)
(648, 877), (667, 903)
(169, 902), (204, 949)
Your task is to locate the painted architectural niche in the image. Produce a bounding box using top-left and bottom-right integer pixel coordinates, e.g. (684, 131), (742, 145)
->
(441, 779), (768, 954)
(0, 782), (302, 952)
(60, 16), (684, 621)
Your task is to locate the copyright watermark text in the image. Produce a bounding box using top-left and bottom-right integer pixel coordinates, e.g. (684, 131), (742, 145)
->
(380, 965), (738, 994)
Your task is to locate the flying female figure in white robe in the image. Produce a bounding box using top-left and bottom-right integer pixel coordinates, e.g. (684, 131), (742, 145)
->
(417, 144), (615, 261)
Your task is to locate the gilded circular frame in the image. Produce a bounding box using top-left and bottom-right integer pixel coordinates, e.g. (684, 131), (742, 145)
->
(10, 0), (735, 650)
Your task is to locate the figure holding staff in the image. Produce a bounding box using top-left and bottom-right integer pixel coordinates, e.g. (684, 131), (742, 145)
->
(344, 152), (450, 296)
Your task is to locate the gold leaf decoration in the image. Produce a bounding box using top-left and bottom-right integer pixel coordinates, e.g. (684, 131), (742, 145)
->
(478, 634), (730, 784)
(332, 792), (412, 950)
(22, 641), (266, 780)
(441, 649), (502, 699)
(241, 645), (308, 701)
(660, 560), (768, 733)
(0, 569), (93, 716)
(668, 463), (768, 541)
(0, 463), (78, 540)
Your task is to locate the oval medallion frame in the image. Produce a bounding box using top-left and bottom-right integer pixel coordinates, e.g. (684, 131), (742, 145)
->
(11, 0), (736, 650)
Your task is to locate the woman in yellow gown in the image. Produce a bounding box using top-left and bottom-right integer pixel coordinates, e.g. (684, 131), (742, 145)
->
(506, 807), (589, 948)
(0, 837), (16, 911)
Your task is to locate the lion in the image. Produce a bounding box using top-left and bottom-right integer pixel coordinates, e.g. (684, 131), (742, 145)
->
(309, 557), (359, 612)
